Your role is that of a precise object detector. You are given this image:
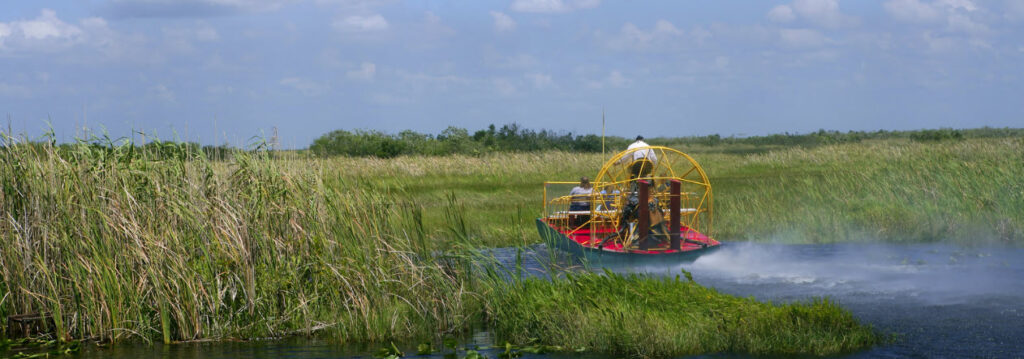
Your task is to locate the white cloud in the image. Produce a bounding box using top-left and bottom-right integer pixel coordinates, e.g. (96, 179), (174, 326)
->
(714, 56), (730, 70)
(525, 72), (553, 89)
(196, 25), (219, 41)
(347, 62), (376, 80)
(0, 82), (32, 97)
(19, 9), (82, 39)
(883, 0), (990, 35)
(103, 0), (296, 18)
(394, 70), (470, 91)
(493, 78), (517, 95)
(0, 9), (129, 56)
(585, 70), (630, 89)
(162, 24), (220, 53)
(150, 84), (176, 102)
(780, 28), (828, 47)
(0, 23), (10, 47)
(768, 5), (796, 23)
(490, 11), (516, 32)
(938, 0), (978, 12)
(690, 25), (712, 44)
(80, 17), (109, 30)
(792, 0), (857, 28)
(370, 92), (414, 105)
(0, 9), (83, 49)
(424, 11), (441, 25)
(510, 0), (599, 13)
(884, 0), (944, 22)
(607, 20), (684, 50)
(279, 77), (329, 95)
(206, 84), (235, 95)
(607, 70), (629, 87)
(923, 32), (958, 52)
(947, 13), (988, 34)
(769, 0), (856, 28)
(421, 11), (455, 36)
(653, 20), (684, 36)
(400, 11), (455, 44)
(501, 54), (537, 68)
(1009, 0), (1024, 21)
(483, 50), (537, 69)
(332, 14), (388, 32)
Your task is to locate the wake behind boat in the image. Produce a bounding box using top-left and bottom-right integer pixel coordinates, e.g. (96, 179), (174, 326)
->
(537, 145), (720, 263)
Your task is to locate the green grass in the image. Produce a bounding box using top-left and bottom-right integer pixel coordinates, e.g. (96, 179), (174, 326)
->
(325, 137), (1023, 246)
(0, 139), (483, 344)
(487, 271), (876, 357)
(708, 138), (1024, 243)
(0, 134), (880, 357)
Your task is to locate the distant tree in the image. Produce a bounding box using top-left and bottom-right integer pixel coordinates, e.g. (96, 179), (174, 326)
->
(910, 128), (964, 142)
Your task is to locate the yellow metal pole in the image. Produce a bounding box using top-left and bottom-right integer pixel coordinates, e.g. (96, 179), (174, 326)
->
(543, 183), (547, 216)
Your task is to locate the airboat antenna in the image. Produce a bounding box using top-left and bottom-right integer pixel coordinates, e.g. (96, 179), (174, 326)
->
(602, 107), (606, 157)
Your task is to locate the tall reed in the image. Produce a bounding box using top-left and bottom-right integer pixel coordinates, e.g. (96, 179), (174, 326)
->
(0, 135), (480, 343)
(0, 134), (879, 357)
(708, 138), (1024, 242)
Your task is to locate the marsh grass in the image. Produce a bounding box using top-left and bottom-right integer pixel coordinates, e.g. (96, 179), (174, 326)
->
(709, 138), (1024, 243)
(330, 137), (1023, 245)
(486, 271), (876, 357)
(0, 134), (482, 344)
(0, 132), (881, 357)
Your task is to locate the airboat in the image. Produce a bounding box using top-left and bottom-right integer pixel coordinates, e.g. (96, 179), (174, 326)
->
(536, 146), (720, 262)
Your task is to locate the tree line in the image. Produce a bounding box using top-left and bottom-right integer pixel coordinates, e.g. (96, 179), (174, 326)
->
(309, 124), (1024, 158)
(309, 123), (625, 158)
(6, 125), (1021, 160)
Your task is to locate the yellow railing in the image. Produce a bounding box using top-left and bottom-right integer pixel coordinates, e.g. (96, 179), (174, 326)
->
(542, 146), (714, 248)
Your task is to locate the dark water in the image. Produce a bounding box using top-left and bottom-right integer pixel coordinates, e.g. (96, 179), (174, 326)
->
(70, 242), (1024, 358)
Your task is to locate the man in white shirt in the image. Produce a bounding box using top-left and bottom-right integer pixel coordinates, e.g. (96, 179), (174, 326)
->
(619, 136), (657, 181)
(568, 177), (593, 227)
(568, 177), (593, 211)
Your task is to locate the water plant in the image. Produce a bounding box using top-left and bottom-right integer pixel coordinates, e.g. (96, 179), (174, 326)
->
(484, 270), (876, 357)
(0, 130), (884, 357)
(0, 133), (482, 344)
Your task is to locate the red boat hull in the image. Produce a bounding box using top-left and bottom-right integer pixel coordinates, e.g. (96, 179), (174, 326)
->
(536, 218), (721, 263)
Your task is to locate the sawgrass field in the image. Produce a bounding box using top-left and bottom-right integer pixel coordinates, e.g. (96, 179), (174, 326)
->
(2, 129), (1020, 357)
(347, 136), (1023, 247)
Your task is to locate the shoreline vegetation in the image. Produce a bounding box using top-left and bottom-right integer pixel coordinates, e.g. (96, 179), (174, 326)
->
(307, 123), (1023, 158)
(3, 125), (1020, 357)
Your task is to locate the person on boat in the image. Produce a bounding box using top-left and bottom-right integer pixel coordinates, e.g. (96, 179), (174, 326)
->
(568, 177), (593, 211)
(568, 177), (593, 227)
(619, 136), (658, 181)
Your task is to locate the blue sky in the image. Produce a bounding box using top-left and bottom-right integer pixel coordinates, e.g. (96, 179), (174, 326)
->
(1, 0), (1023, 148)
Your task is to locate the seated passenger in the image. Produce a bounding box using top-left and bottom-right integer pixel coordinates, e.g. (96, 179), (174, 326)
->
(568, 177), (593, 227)
(568, 177), (593, 211)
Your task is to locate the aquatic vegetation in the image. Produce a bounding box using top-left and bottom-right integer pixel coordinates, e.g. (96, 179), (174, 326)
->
(0, 131), (900, 356)
(338, 137), (1023, 245)
(485, 270), (876, 357)
(0, 338), (81, 358)
(708, 138), (1024, 243)
(0, 134), (482, 344)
